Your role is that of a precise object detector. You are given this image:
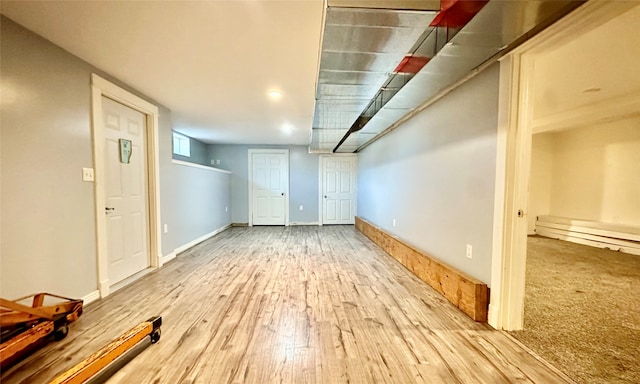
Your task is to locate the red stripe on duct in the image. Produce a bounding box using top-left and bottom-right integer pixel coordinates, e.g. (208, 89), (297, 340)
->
(430, 0), (489, 28)
(394, 55), (430, 74)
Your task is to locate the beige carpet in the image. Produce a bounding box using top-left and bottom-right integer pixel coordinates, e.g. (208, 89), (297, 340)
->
(509, 236), (640, 384)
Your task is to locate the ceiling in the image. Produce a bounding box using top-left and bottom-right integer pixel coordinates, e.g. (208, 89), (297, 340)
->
(5, 0), (630, 150)
(0, 0), (325, 145)
(532, 4), (640, 125)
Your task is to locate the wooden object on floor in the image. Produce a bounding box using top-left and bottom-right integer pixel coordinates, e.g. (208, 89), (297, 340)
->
(49, 316), (162, 384)
(536, 215), (640, 256)
(355, 216), (489, 322)
(1, 293), (83, 369)
(2, 226), (572, 384)
(1, 293), (83, 326)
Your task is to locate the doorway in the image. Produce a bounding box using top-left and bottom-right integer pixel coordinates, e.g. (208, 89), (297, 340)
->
(91, 74), (162, 298)
(319, 155), (357, 225)
(489, 0), (640, 332)
(101, 96), (150, 285)
(248, 149), (289, 226)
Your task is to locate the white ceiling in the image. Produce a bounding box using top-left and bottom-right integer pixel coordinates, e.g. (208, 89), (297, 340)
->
(532, 5), (640, 123)
(0, 0), (324, 145)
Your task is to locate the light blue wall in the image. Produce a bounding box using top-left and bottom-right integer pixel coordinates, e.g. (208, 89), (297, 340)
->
(162, 163), (231, 252)
(0, 16), (231, 299)
(208, 145), (320, 224)
(357, 63), (500, 285)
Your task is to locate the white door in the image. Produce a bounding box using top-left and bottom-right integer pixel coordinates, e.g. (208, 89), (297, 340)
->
(322, 156), (357, 225)
(251, 151), (288, 225)
(102, 96), (149, 285)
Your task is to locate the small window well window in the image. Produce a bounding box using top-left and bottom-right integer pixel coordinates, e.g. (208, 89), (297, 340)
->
(173, 132), (191, 157)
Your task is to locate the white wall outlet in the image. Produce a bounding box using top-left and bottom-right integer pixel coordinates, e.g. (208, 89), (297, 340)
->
(225, 206), (228, 212)
(392, 219), (396, 227)
(299, 205), (303, 211)
(163, 224), (168, 234)
(82, 167), (94, 182)
(216, 159), (220, 165)
(210, 160), (216, 165)
(466, 244), (473, 259)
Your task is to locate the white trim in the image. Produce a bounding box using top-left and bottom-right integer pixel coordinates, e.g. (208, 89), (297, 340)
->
(91, 74), (162, 299)
(161, 251), (177, 265)
(531, 90), (640, 134)
(174, 224), (231, 255)
(488, 54), (514, 329)
(318, 154), (358, 226)
(247, 149), (290, 227)
(490, 0), (640, 330)
(82, 290), (101, 305)
(289, 222), (320, 226)
(172, 159), (232, 174)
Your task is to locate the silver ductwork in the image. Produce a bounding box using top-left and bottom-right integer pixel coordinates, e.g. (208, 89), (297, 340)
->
(310, 0), (585, 153)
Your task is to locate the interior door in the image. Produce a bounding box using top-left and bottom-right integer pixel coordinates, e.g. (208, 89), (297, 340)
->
(102, 96), (150, 285)
(322, 156), (357, 225)
(251, 152), (288, 225)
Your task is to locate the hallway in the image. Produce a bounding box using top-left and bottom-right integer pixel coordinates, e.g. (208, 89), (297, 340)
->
(2, 226), (571, 383)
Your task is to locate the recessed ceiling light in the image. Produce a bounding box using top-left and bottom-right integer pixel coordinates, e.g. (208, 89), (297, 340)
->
(267, 90), (282, 100)
(281, 123), (295, 135)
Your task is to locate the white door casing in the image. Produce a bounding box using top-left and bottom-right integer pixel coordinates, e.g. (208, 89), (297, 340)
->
(319, 155), (357, 225)
(488, 0), (638, 330)
(91, 74), (162, 298)
(102, 96), (149, 285)
(248, 149), (289, 226)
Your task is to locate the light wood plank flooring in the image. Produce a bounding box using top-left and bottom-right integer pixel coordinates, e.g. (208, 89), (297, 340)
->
(2, 226), (573, 383)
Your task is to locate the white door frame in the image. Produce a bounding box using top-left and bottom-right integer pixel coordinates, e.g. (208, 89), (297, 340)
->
(91, 74), (163, 298)
(247, 149), (290, 226)
(318, 154), (357, 226)
(488, 0), (638, 330)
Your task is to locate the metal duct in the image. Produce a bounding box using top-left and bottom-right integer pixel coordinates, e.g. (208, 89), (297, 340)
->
(309, 0), (586, 153)
(310, 6), (438, 152)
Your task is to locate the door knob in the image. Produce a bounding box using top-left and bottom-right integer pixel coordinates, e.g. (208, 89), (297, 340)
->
(105, 207), (115, 211)
(324, 195), (327, 199)
(281, 192), (285, 196)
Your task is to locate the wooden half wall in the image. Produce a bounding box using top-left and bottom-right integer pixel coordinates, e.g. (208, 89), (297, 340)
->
(355, 217), (489, 322)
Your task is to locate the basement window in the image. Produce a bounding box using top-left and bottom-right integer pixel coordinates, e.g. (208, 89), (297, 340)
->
(172, 132), (191, 157)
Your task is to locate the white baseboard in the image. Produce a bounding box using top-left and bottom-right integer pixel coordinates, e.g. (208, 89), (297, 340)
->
(488, 303), (501, 329)
(82, 290), (101, 305)
(161, 251), (176, 264)
(289, 222), (320, 226)
(174, 224), (231, 255)
(99, 279), (110, 298)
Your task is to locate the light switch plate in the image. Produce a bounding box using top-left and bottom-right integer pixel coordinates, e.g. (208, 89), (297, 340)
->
(82, 168), (94, 182)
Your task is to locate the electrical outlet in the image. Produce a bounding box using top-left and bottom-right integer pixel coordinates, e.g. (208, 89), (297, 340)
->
(466, 244), (473, 259)
(392, 219), (396, 227)
(163, 224), (168, 234)
(210, 160), (215, 165)
(225, 206), (228, 212)
(216, 159), (220, 165)
(299, 205), (303, 211)
(82, 168), (94, 182)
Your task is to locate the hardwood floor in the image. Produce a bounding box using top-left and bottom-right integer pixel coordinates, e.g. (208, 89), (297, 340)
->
(2, 226), (573, 383)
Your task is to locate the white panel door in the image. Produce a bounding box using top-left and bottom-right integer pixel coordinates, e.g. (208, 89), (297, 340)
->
(322, 156), (357, 225)
(102, 96), (149, 285)
(252, 152), (288, 225)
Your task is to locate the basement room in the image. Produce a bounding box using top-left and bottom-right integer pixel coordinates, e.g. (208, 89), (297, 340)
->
(1, 1), (638, 383)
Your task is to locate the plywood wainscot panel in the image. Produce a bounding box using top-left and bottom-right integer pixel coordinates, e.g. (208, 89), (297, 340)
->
(355, 216), (489, 321)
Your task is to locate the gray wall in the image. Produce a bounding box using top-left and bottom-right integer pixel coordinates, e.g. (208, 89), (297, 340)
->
(1, 16), (231, 299)
(163, 163), (231, 250)
(172, 133), (210, 166)
(209, 145), (320, 224)
(357, 63), (500, 284)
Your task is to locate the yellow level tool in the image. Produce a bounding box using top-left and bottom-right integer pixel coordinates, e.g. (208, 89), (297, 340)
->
(49, 316), (162, 384)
